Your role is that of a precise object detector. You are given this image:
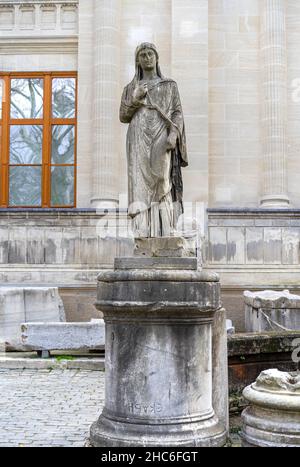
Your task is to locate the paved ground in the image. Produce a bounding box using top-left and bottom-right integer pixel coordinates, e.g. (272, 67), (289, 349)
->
(0, 367), (242, 447)
(0, 368), (105, 447)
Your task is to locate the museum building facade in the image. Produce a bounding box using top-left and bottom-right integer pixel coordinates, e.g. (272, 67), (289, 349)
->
(1, 0), (300, 331)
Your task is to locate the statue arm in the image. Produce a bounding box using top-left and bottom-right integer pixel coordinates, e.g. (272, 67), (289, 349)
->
(170, 82), (188, 166)
(119, 87), (143, 123)
(170, 83), (184, 136)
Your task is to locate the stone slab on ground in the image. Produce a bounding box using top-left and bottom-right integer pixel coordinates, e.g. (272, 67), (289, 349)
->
(21, 319), (105, 351)
(0, 287), (66, 349)
(0, 357), (105, 371)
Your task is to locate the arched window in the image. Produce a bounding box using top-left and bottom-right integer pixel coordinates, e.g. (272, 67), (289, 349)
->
(0, 72), (77, 207)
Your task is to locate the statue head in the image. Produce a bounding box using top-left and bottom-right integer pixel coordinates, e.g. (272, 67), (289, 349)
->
(134, 42), (163, 80)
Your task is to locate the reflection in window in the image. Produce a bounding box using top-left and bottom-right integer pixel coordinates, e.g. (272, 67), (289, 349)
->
(51, 166), (74, 206)
(10, 79), (43, 119)
(10, 125), (43, 164)
(9, 166), (42, 206)
(52, 78), (76, 119)
(52, 125), (75, 164)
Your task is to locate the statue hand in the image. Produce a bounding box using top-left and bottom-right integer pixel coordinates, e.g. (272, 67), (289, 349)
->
(166, 131), (177, 151)
(133, 83), (148, 102)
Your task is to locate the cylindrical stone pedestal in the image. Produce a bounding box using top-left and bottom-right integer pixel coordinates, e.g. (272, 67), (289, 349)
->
(90, 258), (227, 447)
(241, 369), (300, 447)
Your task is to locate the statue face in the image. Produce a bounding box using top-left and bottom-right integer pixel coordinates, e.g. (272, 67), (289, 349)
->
(138, 47), (157, 72)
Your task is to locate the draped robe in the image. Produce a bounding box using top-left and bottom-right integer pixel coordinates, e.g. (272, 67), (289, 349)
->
(120, 77), (188, 237)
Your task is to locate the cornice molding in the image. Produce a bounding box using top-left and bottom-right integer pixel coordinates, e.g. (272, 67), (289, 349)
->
(0, 35), (78, 54)
(0, 1), (78, 4)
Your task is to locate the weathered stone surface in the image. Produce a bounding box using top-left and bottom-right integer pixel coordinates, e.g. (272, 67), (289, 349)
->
(244, 289), (300, 309)
(0, 287), (66, 349)
(115, 256), (198, 270)
(228, 331), (300, 357)
(254, 369), (300, 392)
(212, 308), (229, 432)
(90, 256), (228, 447)
(241, 369), (300, 447)
(0, 357), (105, 371)
(244, 289), (300, 332)
(96, 269), (221, 313)
(21, 319), (105, 351)
(226, 319), (235, 335)
(120, 43), (187, 238)
(134, 236), (196, 258)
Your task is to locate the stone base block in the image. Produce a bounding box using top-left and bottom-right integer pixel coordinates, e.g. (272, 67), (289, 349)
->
(21, 319), (105, 351)
(115, 256), (198, 270)
(90, 414), (226, 447)
(134, 237), (196, 258)
(244, 290), (300, 332)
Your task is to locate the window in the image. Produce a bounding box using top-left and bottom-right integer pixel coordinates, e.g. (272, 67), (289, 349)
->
(0, 72), (77, 207)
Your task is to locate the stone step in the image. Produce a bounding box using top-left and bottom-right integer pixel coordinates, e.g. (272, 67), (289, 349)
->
(0, 357), (105, 371)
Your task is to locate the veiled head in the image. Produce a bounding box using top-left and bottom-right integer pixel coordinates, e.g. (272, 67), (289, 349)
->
(134, 42), (163, 80)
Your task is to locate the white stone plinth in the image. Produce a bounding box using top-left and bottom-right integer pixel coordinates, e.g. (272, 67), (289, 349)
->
(241, 369), (300, 447)
(21, 320), (105, 351)
(244, 289), (300, 332)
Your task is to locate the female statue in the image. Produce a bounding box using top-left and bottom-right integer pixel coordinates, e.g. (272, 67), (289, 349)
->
(120, 42), (188, 237)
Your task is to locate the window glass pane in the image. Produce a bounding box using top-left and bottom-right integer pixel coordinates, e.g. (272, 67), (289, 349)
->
(52, 125), (75, 164)
(52, 78), (76, 119)
(10, 125), (43, 164)
(51, 166), (74, 206)
(10, 78), (43, 119)
(9, 166), (41, 206)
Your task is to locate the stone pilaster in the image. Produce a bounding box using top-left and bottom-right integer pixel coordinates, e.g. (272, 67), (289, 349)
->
(77, 0), (93, 208)
(91, 0), (121, 208)
(260, 0), (290, 207)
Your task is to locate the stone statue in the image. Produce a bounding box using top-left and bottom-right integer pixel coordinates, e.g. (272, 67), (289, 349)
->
(120, 42), (188, 238)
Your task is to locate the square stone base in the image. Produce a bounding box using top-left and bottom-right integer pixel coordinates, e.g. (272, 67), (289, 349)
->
(134, 237), (196, 258)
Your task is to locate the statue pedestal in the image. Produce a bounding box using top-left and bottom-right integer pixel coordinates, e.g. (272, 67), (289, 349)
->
(90, 253), (228, 447)
(241, 370), (300, 447)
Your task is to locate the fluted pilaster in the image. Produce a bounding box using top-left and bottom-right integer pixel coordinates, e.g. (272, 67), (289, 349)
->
(91, 0), (121, 208)
(260, 0), (289, 207)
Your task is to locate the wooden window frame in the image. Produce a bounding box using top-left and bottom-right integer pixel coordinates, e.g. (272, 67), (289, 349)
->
(0, 71), (77, 208)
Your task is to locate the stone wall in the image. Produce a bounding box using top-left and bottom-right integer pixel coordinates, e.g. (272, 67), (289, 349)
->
(0, 210), (132, 283)
(206, 208), (300, 330)
(0, 209), (133, 321)
(228, 331), (300, 412)
(208, 0), (261, 207)
(207, 209), (300, 282)
(0, 0), (78, 68)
